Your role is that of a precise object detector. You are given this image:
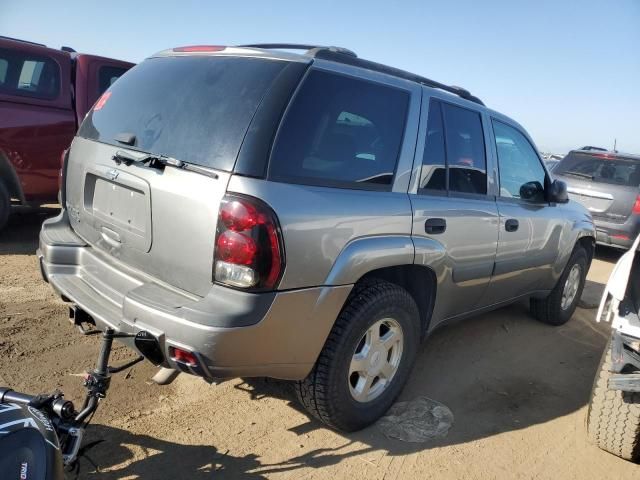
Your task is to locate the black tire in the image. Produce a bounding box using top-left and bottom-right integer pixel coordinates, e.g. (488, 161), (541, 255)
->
(530, 246), (588, 326)
(295, 279), (420, 432)
(587, 338), (640, 462)
(0, 181), (10, 231)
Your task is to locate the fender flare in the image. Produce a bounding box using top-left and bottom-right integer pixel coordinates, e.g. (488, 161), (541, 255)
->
(324, 235), (415, 286)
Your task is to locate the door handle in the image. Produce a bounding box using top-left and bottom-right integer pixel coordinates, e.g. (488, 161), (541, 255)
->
(505, 219), (519, 232)
(425, 218), (446, 234)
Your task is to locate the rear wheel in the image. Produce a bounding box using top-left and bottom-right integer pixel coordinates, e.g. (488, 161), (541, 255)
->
(295, 279), (420, 432)
(587, 339), (640, 462)
(0, 181), (10, 231)
(530, 246), (588, 326)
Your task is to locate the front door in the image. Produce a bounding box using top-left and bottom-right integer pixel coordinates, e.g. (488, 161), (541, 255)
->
(485, 119), (560, 305)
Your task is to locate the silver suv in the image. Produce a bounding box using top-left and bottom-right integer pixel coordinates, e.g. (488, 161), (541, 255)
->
(38, 44), (596, 432)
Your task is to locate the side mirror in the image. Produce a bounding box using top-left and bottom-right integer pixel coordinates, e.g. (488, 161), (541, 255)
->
(519, 181), (545, 202)
(548, 179), (569, 204)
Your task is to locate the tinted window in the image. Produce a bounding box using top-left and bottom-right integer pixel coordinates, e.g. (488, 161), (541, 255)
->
(0, 59), (7, 83)
(98, 65), (129, 95)
(79, 56), (286, 171)
(269, 70), (409, 189)
(420, 100), (446, 191)
(493, 120), (546, 201)
(0, 48), (60, 100)
(442, 103), (487, 194)
(555, 152), (640, 187)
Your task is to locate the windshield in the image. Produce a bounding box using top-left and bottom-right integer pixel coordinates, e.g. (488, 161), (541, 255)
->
(78, 55), (287, 171)
(555, 152), (640, 187)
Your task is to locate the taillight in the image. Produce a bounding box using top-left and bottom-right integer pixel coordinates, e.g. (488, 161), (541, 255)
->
(214, 194), (284, 290)
(633, 195), (640, 215)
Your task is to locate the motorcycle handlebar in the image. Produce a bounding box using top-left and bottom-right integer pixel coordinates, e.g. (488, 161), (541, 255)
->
(0, 387), (35, 405)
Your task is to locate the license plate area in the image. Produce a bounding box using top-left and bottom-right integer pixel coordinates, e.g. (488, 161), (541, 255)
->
(83, 167), (152, 252)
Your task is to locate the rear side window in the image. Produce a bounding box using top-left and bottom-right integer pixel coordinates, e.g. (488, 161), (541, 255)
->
(555, 152), (640, 187)
(0, 48), (60, 100)
(79, 56), (287, 171)
(98, 65), (129, 95)
(269, 69), (410, 189)
(419, 99), (487, 195)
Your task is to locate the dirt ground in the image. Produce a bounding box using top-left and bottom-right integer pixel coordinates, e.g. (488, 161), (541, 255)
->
(1, 208), (638, 479)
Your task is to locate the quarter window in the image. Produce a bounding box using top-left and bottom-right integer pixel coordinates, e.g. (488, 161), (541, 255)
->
(493, 120), (546, 201)
(0, 48), (60, 100)
(269, 70), (410, 189)
(419, 99), (487, 195)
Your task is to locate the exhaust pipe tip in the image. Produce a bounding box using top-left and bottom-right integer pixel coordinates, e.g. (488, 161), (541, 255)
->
(152, 367), (180, 385)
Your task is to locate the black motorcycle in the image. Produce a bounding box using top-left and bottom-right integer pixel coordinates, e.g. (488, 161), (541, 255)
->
(0, 328), (148, 479)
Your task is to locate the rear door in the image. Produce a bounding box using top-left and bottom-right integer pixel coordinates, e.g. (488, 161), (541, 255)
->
(484, 119), (561, 304)
(554, 151), (640, 225)
(410, 95), (499, 322)
(66, 54), (303, 296)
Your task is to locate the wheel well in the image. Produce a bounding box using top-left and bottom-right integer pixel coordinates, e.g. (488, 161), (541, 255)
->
(0, 152), (24, 203)
(577, 236), (595, 265)
(359, 264), (437, 338)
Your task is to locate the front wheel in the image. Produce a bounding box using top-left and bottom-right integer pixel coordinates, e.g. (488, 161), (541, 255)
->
(295, 279), (421, 432)
(530, 246), (588, 326)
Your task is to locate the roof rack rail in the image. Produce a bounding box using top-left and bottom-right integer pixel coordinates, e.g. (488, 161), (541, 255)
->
(238, 43), (357, 57)
(312, 49), (485, 106)
(0, 35), (46, 47)
(237, 43), (483, 106)
(580, 146), (608, 152)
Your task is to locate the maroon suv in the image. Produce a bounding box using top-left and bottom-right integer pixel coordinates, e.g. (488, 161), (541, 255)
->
(0, 36), (133, 229)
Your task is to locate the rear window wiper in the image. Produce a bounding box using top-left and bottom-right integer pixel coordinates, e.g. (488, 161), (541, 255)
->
(561, 171), (594, 180)
(111, 150), (218, 179)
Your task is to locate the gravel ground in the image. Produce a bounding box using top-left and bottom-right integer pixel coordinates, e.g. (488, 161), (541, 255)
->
(1, 208), (638, 479)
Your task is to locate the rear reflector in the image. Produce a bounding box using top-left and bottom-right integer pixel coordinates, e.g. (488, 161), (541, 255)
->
(612, 234), (630, 240)
(169, 347), (198, 366)
(173, 45), (226, 52)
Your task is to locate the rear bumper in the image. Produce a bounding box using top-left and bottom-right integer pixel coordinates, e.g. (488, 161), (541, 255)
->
(593, 215), (640, 249)
(38, 212), (352, 380)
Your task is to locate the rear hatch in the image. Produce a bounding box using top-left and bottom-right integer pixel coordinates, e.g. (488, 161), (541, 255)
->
(554, 151), (640, 224)
(65, 53), (293, 296)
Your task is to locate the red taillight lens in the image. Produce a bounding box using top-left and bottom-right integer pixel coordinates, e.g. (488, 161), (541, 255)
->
(173, 45), (226, 52)
(633, 195), (640, 215)
(169, 347), (198, 366)
(216, 230), (257, 265)
(214, 195), (284, 290)
(220, 200), (261, 232)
